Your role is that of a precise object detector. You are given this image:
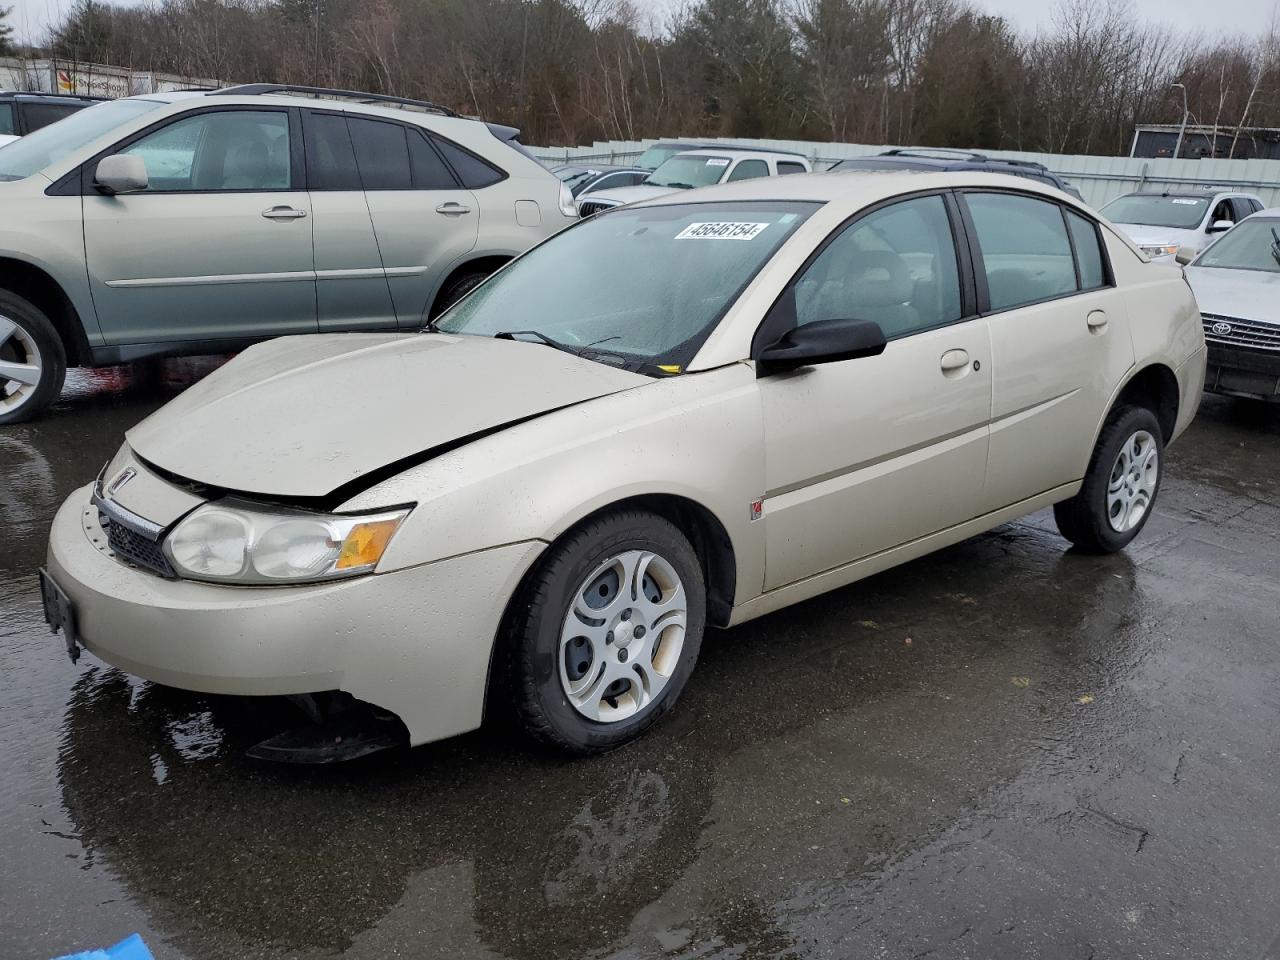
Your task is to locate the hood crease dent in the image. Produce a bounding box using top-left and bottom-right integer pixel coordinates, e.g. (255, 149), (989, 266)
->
(125, 333), (648, 504)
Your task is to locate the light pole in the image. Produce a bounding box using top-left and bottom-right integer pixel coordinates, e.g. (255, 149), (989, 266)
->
(1172, 82), (1189, 159)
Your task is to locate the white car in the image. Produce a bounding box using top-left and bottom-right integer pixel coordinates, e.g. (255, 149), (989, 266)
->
(1100, 189), (1264, 262)
(577, 147), (811, 217)
(42, 172), (1205, 759)
(1184, 209), (1280, 400)
(0, 134), (18, 148)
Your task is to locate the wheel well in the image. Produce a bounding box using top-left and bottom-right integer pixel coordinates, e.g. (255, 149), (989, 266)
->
(1114, 364), (1179, 442)
(428, 256), (511, 319)
(0, 258), (91, 366)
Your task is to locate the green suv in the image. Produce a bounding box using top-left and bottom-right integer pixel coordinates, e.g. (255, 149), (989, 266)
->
(0, 84), (577, 423)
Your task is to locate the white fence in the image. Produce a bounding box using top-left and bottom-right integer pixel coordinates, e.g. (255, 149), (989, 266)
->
(533, 138), (1280, 209)
(1, 57), (220, 98)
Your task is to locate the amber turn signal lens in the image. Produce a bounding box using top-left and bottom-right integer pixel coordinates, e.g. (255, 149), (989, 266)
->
(335, 518), (403, 570)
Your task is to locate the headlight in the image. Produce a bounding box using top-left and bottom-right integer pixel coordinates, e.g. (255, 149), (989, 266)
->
(1140, 243), (1180, 259)
(558, 181), (578, 218)
(164, 501), (409, 585)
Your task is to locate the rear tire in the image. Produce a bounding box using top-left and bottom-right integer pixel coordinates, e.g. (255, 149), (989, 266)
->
(430, 268), (492, 320)
(1054, 405), (1163, 554)
(0, 291), (67, 425)
(504, 510), (706, 754)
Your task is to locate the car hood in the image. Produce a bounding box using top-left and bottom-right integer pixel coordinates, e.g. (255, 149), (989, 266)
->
(1112, 224), (1202, 247)
(583, 183), (681, 207)
(1185, 266), (1280, 324)
(125, 333), (649, 500)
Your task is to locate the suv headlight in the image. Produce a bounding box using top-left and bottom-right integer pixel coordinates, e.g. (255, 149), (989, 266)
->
(558, 181), (578, 218)
(1140, 242), (1180, 259)
(164, 501), (409, 585)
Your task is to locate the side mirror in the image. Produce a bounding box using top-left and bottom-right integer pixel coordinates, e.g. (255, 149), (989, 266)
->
(1174, 247), (1196, 265)
(94, 154), (149, 195)
(757, 318), (887, 376)
(1207, 219), (1234, 234)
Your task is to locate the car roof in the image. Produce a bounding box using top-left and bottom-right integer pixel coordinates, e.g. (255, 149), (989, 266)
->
(629, 169), (1085, 211)
(677, 147), (807, 162)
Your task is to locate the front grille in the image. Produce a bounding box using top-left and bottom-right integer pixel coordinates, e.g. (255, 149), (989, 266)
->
(102, 514), (176, 578)
(1202, 313), (1280, 353)
(577, 200), (615, 218)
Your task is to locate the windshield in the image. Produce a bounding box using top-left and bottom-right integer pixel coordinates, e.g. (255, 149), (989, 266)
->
(645, 155), (732, 189)
(0, 98), (165, 181)
(1194, 220), (1280, 273)
(634, 144), (693, 170)
(1101, 194), (1209, 230)
(435, 200), (818, 371)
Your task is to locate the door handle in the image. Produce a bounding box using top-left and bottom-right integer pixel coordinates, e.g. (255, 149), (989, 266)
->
(1087, 310), (1108, 332)
(940, 348), (970, 373)
(262, 206), (307, 220)
(435, 202), (471, 216)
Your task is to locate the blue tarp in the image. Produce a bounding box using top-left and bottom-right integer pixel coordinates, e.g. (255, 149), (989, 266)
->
(53, 933), (154, 960)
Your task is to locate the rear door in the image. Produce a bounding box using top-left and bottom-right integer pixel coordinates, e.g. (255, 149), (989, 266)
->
(84, 106), (317, 345)
(347, 116), (479, 328)
(962, 191), (1134, 512)
(302, 110), (398, 332)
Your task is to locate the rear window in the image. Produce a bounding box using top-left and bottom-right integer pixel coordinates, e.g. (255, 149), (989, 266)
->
(21, 101), (83, 132)
(349, 117), (411, 190)
(967, 192), (1077, 310)
(431, 134), (504, 189)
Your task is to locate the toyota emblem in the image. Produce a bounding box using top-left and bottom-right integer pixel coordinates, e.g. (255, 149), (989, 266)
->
(1212, 321), (1232, 336)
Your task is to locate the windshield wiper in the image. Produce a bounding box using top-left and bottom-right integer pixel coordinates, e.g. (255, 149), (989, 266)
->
(494, 330), (577, 354)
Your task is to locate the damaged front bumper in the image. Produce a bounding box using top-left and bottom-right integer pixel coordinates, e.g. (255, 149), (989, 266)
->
(45, 484), (545, 751)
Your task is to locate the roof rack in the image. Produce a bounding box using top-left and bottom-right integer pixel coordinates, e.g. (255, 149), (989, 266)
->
(1, 90), (109, 101)
(983, 156), (1049, 172)
(210, 83), (458, 118)
(697, 143), (809, 158)
(883, 148), (987, 161)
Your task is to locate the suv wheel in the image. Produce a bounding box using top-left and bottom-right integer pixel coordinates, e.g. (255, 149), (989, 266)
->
(1054, 405), (1163, 553)
(506, 510), (706, 754)
(0, 291), (67, 425)
(430, 268), (491, 319)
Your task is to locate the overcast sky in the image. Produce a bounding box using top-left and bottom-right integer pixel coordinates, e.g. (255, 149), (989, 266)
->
(4, 0), (1277, 46)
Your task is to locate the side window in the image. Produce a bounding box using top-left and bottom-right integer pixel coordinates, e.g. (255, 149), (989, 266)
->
(0, 103), (13, 136)
(777, 161), (807, 176)
(1066, 210), (1107, 291)
(1209, 198), (1234, 226)
(726, 158), (768, 182)
(123, 110), (292, 191)
(792, 194), (962, 339)
(21, 101), (81, 132)
(348, 117), (411, 190)
(1230, 198), (1257, 221)
(407, 130), (458, 189)
(966, 193), (1076, 311)
(430, 134), (504, 189)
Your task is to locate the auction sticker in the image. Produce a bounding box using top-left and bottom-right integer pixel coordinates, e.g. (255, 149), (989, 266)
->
(675, 222), (770, 240)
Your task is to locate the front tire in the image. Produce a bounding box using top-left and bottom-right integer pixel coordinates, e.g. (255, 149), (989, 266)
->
(0, 291), (67, 425)
(505, 510), (706, 754)
(1054, 405), (1163, 553)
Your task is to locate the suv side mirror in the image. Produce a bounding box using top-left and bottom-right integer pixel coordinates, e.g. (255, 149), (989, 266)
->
(94, 154), (149, 195)
(1207, 219), (1234, 234)
(757, 318), (887, 376)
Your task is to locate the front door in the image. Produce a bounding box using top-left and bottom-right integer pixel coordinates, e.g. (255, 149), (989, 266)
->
(758, 194), (993, 591)
(84, 107), (316, 346)
(961, 191), (1135, 512)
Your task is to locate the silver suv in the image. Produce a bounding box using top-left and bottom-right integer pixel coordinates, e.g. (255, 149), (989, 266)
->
(0, 83), (577, 423)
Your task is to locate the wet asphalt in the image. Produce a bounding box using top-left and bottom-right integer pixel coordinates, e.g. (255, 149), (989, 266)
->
(2, 362), (1279, 960)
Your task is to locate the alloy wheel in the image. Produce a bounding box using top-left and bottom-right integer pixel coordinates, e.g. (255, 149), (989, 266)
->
(0, 315), (44, 416)
(559, 550), (688, 723)
(1106, 429), (1159, 533)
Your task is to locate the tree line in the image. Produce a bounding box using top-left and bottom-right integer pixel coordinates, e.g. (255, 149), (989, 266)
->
(15, 0), (1280, 155)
